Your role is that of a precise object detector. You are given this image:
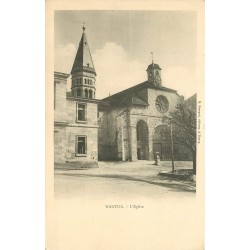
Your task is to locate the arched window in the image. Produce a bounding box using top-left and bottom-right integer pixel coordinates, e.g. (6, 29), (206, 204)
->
(85, 89), (88, 98)
(84, 79), (87, 84)
(89, 89), (93, 99)
(90, 79), (92, 85)
(76, 89), (82, 97)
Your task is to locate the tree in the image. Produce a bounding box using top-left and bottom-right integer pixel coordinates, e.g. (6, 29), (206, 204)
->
(165, 102), (197, 174)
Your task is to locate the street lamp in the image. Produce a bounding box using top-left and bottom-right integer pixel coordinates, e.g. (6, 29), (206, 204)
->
(170, 122), (175, 173)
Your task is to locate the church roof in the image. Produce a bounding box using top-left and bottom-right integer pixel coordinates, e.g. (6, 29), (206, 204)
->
(54, 71), (70, 80)
(101, 81), (178, 107)
(146, 63), (162, 71)
(71, 30), (96, 75)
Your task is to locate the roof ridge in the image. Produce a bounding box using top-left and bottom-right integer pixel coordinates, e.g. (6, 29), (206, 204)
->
(102, 81), (178, 101)
(102, 81), (148, 100)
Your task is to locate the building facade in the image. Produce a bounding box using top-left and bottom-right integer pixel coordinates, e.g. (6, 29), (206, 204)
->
(98, 61), (193, 161)
(54, 25), (195, 166)
(54, 26), (99, 167)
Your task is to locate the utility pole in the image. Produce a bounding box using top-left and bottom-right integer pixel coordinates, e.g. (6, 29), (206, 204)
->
(170, 123), (175, 172)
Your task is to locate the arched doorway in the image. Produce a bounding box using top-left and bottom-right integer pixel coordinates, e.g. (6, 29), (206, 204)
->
(136, 120), (149, 160)
(153, 125), (172, 160)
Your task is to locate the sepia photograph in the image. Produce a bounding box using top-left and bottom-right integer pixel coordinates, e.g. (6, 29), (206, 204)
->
(54, 10), (198, 199)
(3, 0), (250, 249)
(47, 2), (204, 249)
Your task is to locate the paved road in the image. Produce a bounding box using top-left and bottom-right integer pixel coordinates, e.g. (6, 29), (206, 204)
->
(54, 161), (195, 199)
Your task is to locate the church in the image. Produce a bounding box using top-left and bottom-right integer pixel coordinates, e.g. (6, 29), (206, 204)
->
(98, 62), (188, 161)
(54, 26), (194, 167)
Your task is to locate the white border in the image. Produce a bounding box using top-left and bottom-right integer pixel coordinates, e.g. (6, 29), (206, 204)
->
(1, 0), (250, 249)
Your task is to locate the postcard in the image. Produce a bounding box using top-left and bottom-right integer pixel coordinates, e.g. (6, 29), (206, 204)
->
(46, 1), (204, 249)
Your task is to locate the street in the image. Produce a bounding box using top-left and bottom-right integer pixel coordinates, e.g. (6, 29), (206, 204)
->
(54, 161), (195, 199)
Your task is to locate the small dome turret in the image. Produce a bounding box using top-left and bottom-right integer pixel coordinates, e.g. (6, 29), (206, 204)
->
(146, 62), (162, 86)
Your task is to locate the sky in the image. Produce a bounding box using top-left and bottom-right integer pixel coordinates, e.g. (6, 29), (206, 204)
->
(54, 10), (197, 99)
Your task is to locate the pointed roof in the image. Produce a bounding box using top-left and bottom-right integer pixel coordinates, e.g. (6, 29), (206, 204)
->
(71, 28), (96, 75)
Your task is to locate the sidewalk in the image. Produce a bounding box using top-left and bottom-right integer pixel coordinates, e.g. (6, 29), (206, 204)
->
(55, 160), (196, 192)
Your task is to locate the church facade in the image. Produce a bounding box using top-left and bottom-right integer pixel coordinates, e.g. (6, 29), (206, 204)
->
(98, 62), (192, 161)
(54, 26), (99, 167)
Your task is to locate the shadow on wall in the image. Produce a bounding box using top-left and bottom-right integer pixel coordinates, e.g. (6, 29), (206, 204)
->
(98, 145), (118, 161)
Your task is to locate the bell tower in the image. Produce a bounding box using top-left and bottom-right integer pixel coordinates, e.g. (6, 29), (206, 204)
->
(146, 53), (162, 86)
(70, 25), (96, 99)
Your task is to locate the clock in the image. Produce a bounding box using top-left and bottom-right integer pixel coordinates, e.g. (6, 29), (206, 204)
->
(155, 95), (169, 113)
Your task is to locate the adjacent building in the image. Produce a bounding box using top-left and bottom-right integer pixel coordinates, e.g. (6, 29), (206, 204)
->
(54, 26), (99, 167)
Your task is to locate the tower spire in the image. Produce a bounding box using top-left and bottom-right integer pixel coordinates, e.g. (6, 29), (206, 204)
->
(70, 25), (96, 99)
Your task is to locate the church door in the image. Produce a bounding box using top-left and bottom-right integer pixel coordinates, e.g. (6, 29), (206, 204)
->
(136, 120), (149, 160)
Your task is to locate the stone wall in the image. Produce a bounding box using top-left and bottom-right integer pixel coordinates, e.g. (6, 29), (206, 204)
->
(65, 126), (98, 161)
(54, 73), (68, 163)
(54, 78), (67, 122)
(147, 88), (180, 115)
(97, 88), (192, 162)
(127, 90), (181, 160)
(66, 99), (98, 125)
(54, 73), (99, 165)
(98, 107), (125, 160)
(116, 111), (130, 161)
(54, 126), (67, 163)
(98, 89), (182, 161)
